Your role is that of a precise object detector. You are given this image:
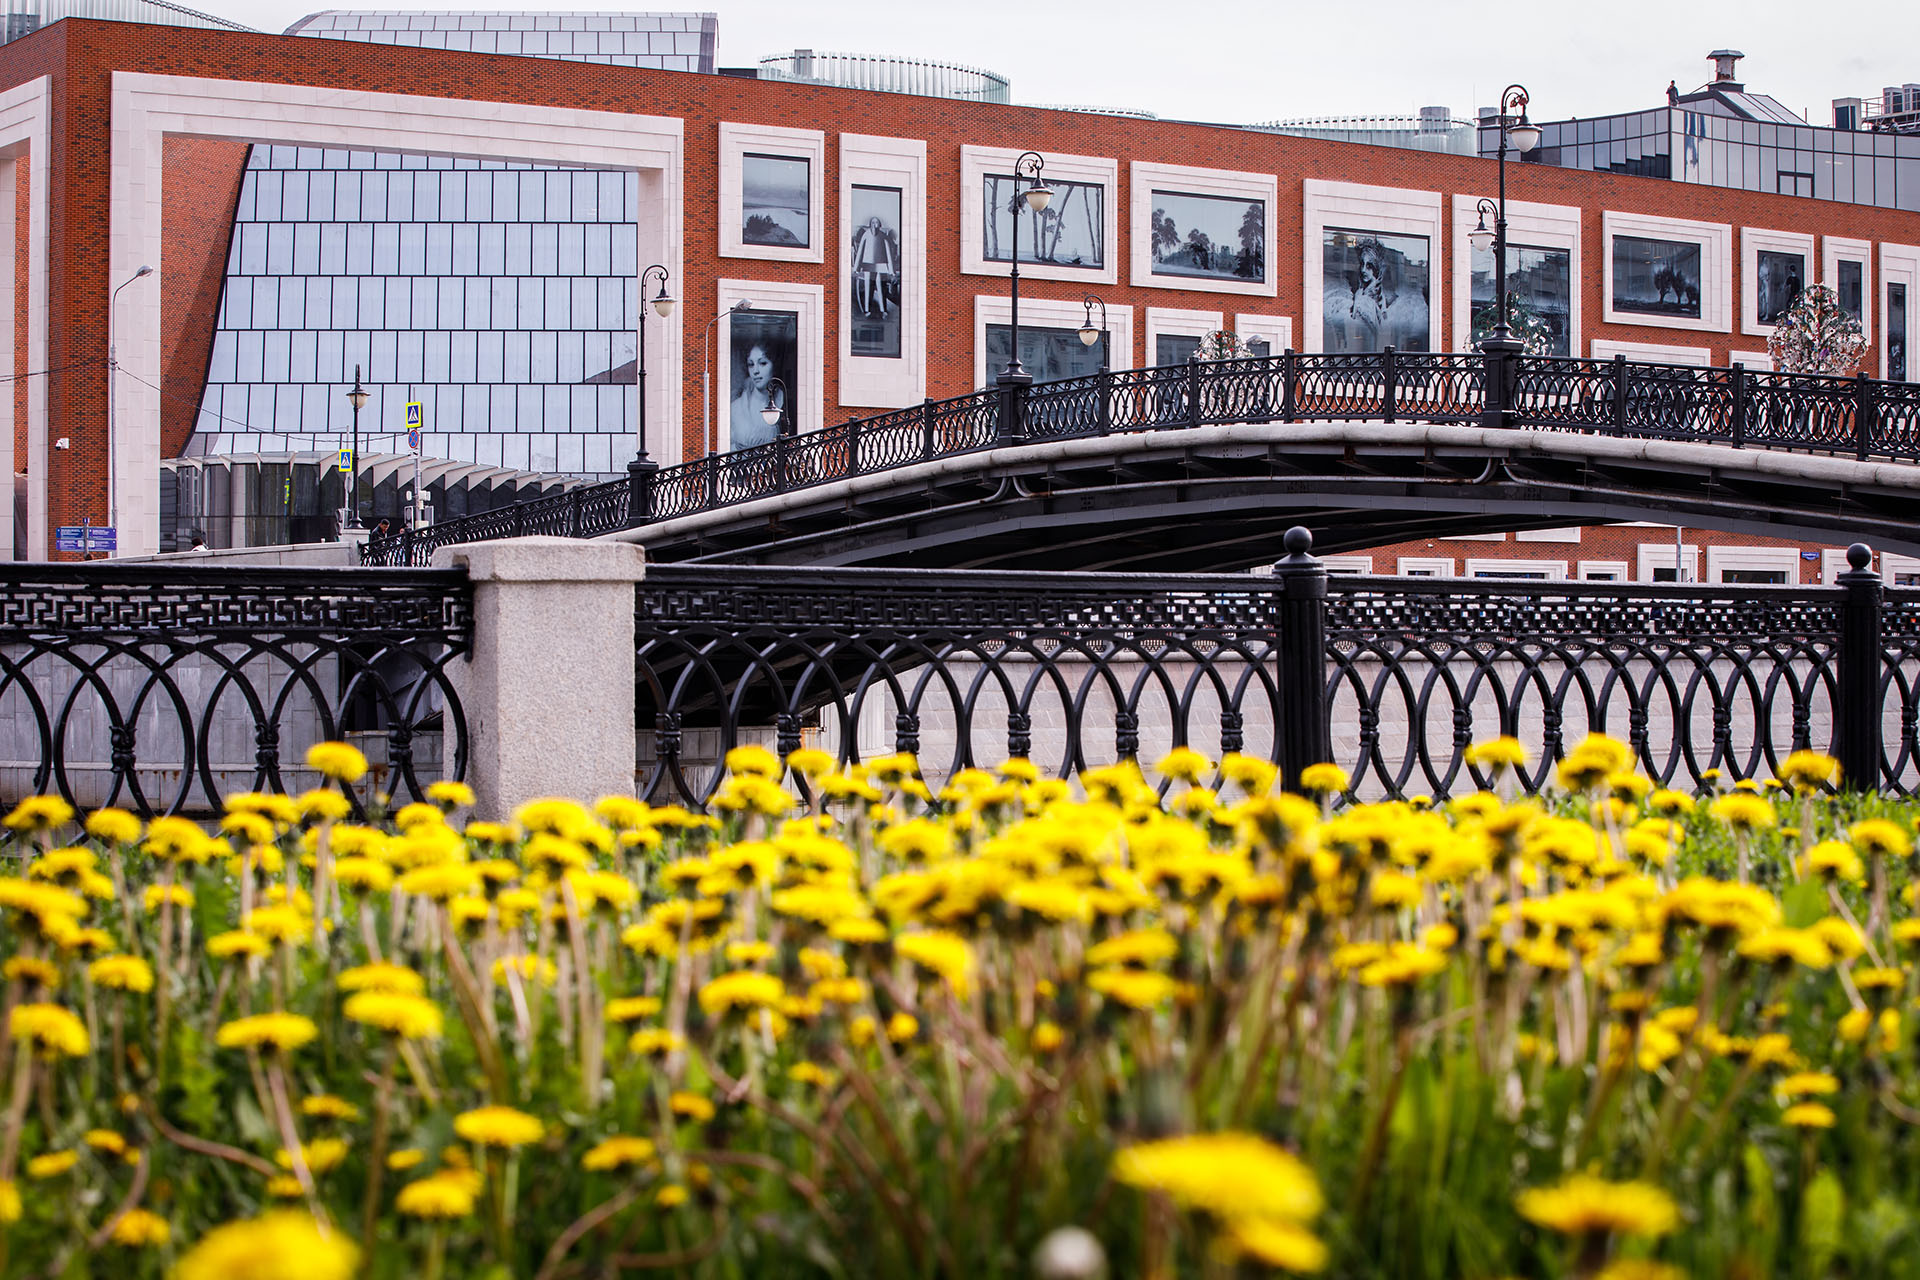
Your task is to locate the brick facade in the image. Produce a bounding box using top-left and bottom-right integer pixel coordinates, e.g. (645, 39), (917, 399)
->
(1, 18), (1917, 556)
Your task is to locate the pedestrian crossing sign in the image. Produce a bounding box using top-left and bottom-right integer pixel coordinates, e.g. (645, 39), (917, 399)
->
(337, 448), (352, 474)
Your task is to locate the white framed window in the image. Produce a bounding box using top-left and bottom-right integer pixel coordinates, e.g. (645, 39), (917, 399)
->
(960, 146), (1118, 286)
(1705, 544), (1800, 585)
(1144, 307), (1223, 367)
(1516, 527), (1582, 543)
(1885, 552), (1920, 586)
(1601, 211), (1733, 334)
(1132, 161), (1277, 297)
(1728, 351), (1773, 370)
(971, 294), (1135, 390)
(1397, 555), (1453, 577)
(1589, 338), (1712, 367)
(1637, 541), (1700, 583)
(712, 278), (823, 452)
(1304, 180), (1442, 352)
(838, 134), (926, 409)
(718, 123), (825, 264)
(1449, 195), (1581, 356)
(1234, 313), (1294, 358)
(1465, 558), (1565, 580)
(1882, 241), (1918, 382)
(1321, 555), (1374, 575)
(1822, 235), (1872, 340)
(1578, 560), (1631, 581)
(1741, 227), (1816, 337)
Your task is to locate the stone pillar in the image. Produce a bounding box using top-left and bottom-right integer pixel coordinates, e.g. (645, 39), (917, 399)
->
(435, 536), (648, 817)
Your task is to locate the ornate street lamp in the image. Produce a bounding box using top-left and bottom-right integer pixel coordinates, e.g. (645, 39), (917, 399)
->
(1077, 294), (1110, 375)
(634, 264), (675, 466)
(344, 365), (369, 528)
(1470, 84), (1541, 351)
(760, 376), (789, 436)
(997, 151), (1052, 386)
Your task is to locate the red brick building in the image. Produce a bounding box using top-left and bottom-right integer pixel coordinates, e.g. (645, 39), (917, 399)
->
(0, 17), (1914, 563)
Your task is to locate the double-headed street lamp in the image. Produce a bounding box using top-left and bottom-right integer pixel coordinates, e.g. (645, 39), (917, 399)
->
(1467, 84), (1542, 351)
(997, 151), (1052, 386)
(344, 365), (369, 528)
(634, 264), (676, 468)
(1077, 294), (1110, 374)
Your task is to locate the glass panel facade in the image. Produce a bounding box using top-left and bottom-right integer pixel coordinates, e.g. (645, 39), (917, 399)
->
(984, 324), (1104, 383)
(188, 146), (640, 480)
(1155, 334), (1200, 365)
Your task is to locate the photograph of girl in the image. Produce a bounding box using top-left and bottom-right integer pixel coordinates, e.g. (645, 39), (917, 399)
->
(728, 310), (797, 451)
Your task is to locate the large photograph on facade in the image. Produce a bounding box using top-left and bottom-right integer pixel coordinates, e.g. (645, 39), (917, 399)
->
(1755, 249), (1805, 326)
(728, 309), (797, 450)
(849, 185), (903, 359)
(741, 153), (810, 249)
(983, 173), (1104, 270)
(1892, 283), (1909, 383)
(1321, 228), (1430, 352)
(1150, 191), (1266, 282)
(1612, 235), (1702, 319)
(1471, 243), (1572, 356)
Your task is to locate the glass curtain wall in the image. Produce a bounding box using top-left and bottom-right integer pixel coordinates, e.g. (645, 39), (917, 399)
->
(187, 146), (640, 479)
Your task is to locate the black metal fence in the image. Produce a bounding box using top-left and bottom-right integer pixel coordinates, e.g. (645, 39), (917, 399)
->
(633, 541), (1919, 806)
(0, 564), (472, 816)
(366, 349), (1920, 565)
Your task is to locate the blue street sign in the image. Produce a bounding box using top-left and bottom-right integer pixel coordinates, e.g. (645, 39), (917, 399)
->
(407, 427), (421, 451)
(405, 402), (423, 428)
(55, 526), (115, 552)
(337, 448), (353, 474)
(88, 527), (116, 551)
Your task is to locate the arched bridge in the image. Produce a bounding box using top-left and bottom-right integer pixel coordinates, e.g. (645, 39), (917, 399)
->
(363, 350), (1920, 571)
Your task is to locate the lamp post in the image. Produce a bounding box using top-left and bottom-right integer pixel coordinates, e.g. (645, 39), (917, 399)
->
(760, 377), (789, 436)
(106, 264), (155, 542)
(997, 151), (1052, 386)
(1467, 84), (1542, 351)
(1076, 295), (1110, 374)
(703, 300), (754, 455)
(634, 264), (675, 467)
(345, 365), (369, 528)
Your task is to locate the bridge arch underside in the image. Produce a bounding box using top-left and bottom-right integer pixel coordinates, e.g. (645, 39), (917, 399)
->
(625, 423), (1920, 572)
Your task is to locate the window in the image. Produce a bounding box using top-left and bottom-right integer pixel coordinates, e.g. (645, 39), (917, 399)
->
(985, 324), (1105, 383)
(983, 173), (1104, 270)
(1722, 569), (1788, 584)
(1155, 334), (1200, 366)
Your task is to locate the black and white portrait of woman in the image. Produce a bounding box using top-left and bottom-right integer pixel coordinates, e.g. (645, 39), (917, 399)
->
(728, 310), (797, 450)
(849, 185), (903, 359)
(1321, 229), (1431, 352)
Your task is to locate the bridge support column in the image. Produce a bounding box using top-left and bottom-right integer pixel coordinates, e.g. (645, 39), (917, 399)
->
(436, 536), (649, 818)
(1479, 336), (1521, 430)
(1836, 542), (1884, 791)
(1271, 525), (1331, 794)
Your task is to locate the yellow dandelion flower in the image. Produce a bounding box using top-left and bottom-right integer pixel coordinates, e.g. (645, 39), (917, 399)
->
(1219, 1215), (1328, 1273)
(698, 970), (785, 1017)
(894, 930), (976, 998)
(1113, 1132), (1323, 1224)
(87, 954), (154, 993)
(1085, 927), (1178, 969)
(886, 1011), (919, 1043)
(1087, 967), (1178, 1010)
(26, 1150), (77, 1179)
(215, 1012), (318, 1054)
(1736, 928), (1832, 969)
(1710, 791), (1777, 832)
(337, 963), (426, 996)
(669, 1092), (715, 1123)
(305, 741), (368, 783)
(1465, 735), (1528, 771)
(300, 1095), (362, 1122)
(656, 1184), (690, 1208)
(207, 931), (272, 961)
(4, 795), (74, 833)
(143, 883), (194, 914)
(332, 857), (394, 895)
(1297, 762), (1349, 795)
(173, 1211), (359, 1280)
(242, 905), (312, 947)
(83, 807), (141, 845)
(109, 1207), (170, 1248)
(1783, 1102), (1836, 1128)
(1849, 818), (1912, 861)
(1515, 1174), (1678, 1238)
(1154, 746), (1213, 783)
(582, 1136), (656, 1171)
(453, 1105), (543, 1148)
(1775, 1071), (1839, 1098)
(606, 995), (663, 1023)
(9, 1003), (89, 1057)
(628, 1027), (685, 1057)
(343, 992), (444, 1040)
(395, 1169), (481, 1218)
(275, 1138), (350, 1176)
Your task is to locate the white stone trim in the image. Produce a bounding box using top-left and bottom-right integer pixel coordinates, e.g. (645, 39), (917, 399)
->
(0, 78), (47, 560)
(1601, 210), (1732, 333)
(714, 278), (824, 450)
(1464, 557), (1565, 580)
(959, 146), (1117, 286)
(1589, 338), (1712, 367)
(1704, 544), (1800, 584)
(970, 294), (1135, 390)
(1515, 526), (1582, 543)
(1880, 242), (1919, 381)
(1878, 551), (1920, 585)
(718, 122), (824, 264)
(837, 134), (925, 409)
(1740, 226), (1816, 337)
(1131, 161), (1277, 297)
(1578, 560), (1631, 581)
(1144, 307), (1223, 365)
(1234, 313), (1294, 356)
(1729, 351), (1774, 371)
(1320, 555), (1374, 575)
(1448, 195), (1581, 355)
(1396, 555), (1453, 577)
(1637, 541), (1701, 582)
(111, 71), (685, 556)
(1303, 179), (1442, 352)
(1822, 235), (1872, 340)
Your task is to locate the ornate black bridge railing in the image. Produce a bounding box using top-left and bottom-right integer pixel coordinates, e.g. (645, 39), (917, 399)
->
(0, 564), (473, 816)
(632, 540), (1919, 807)
(366, 349), (1920, 566)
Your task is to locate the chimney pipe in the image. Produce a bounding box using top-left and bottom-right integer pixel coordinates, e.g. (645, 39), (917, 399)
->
(1708, 49), (1744, 85)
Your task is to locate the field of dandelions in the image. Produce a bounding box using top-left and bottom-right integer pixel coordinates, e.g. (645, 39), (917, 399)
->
(0, 736), (1918, 1279)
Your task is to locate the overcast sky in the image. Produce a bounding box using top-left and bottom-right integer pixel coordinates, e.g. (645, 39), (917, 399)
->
(237, 0), (1913, 128)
